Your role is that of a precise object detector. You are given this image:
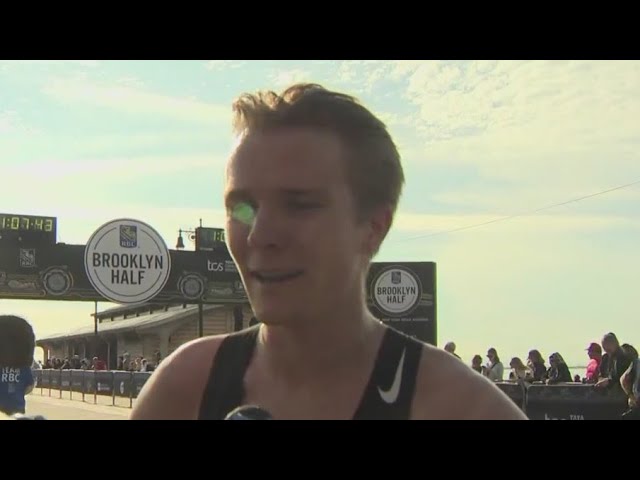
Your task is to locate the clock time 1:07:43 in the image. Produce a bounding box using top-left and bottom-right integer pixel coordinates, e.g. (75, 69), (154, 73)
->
(0, 215), (55, 232)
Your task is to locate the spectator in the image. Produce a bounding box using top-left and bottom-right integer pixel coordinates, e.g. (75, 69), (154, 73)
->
(596, 333), (631, 390)
(620, 345), (640, 420)
(444, 342), (461, 360)
(92, 357), (107, 370)
(621, 344), (638, 362)
(508, 357), (531, 381)
(483, 348), (504, 381)
(526, 349), (547, 382)
(546, 352), (572, 384)
(584, 342), (602, 384)
(471, 355), (483, 373)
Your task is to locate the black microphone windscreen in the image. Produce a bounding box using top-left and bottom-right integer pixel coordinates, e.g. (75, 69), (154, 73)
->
(225, 405), (273, 420)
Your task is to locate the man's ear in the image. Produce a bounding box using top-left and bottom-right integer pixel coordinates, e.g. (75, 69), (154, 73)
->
(362, 206), (393, 257)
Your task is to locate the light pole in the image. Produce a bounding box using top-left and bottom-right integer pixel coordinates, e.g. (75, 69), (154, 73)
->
(175, 220), (204, 337)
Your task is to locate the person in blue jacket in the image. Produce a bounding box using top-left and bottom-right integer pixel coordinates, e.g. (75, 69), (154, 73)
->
(0, 315), (36, 416)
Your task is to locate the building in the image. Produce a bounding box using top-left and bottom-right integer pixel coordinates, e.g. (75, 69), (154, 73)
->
(36, 302), (255, 369)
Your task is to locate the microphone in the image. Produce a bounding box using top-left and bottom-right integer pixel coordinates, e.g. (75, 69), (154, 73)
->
(225, 405), (273, 420)
(0, 412), (47, 420)
(12, 414), (47, 420)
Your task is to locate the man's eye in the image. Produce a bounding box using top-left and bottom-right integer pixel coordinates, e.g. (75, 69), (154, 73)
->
(230, 202), (256, 225)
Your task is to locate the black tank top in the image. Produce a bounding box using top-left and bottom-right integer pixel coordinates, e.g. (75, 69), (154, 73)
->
(198, 324), (423, 420)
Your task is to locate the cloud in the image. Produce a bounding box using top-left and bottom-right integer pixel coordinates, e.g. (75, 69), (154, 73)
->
(42, 77), (231, 126)
(0, 111), (21, 134)
(204, 60), (247, 71)
(0, 60), (100, 69)
(1, 154), (226, 181)
(269, 68), (313, 89)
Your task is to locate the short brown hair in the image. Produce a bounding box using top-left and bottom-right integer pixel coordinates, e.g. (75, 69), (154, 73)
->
(231, 83), (405, 222)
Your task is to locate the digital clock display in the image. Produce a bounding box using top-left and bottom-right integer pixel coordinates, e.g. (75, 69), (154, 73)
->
(0, 213), (57, 238)
(196, 227), (226, 251)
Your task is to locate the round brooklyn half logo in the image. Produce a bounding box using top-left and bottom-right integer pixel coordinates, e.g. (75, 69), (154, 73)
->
(371, 266), (422, 317)
(84, 219), (171, 304)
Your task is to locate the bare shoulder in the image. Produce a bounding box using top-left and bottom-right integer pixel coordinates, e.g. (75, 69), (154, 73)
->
(410, 344), (527, 420)
(129, 334), (228, 420)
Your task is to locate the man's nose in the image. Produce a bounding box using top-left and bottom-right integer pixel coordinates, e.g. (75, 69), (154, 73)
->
(247, 208), (285, 249)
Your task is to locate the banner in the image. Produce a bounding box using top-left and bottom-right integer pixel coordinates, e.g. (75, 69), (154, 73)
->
(526, 384), (628, 420)
(366, 262), (436, 345)
(113, 371), (134, 398)
(0, 243), (245, 304)
(94, 371), (114, 396)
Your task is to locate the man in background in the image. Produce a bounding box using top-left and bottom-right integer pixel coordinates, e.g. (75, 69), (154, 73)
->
(0, 315), (36, 416)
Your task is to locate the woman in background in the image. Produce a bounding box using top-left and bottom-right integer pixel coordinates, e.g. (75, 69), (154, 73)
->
(527, 349), (547, 382)
(471, 355), (483, 373)
(483, 348), (504, 381)
(0, 315), (36, 416)
(546, 352), (572, 384)
(509, 357), (532, 381)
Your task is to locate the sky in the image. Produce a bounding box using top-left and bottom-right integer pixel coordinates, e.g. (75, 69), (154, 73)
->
(0, 60), (638, 367)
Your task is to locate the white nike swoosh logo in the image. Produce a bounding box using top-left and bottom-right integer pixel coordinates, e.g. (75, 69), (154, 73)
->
(378, 348), (406, 404)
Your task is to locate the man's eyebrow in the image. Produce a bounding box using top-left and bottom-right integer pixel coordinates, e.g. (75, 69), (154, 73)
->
(224, 189), (251, 205)
(280, 188), (328, 197)
(224, 188), (329, 206)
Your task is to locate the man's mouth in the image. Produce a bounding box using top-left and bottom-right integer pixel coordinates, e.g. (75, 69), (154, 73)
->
(250, 270), (304, 283)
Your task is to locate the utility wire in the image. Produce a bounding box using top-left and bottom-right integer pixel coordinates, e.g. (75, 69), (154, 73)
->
(398, 179), (640, 242)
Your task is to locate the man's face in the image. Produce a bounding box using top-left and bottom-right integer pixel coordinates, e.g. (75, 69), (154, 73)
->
(224, 128), (384, 326)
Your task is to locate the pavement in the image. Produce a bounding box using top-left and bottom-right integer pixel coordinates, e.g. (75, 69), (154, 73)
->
(25, 391), (135, 420)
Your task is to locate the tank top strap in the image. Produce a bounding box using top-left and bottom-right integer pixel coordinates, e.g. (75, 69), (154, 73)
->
(198, 325), (260, 420)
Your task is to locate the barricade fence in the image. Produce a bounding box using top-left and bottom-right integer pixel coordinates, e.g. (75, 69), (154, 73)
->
(33, 369), (152, 408)
(33, 370), (629, 419)
(495, 381), (628, 420)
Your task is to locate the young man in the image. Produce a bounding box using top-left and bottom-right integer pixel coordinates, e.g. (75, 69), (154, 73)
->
(130, 83), (527, 420)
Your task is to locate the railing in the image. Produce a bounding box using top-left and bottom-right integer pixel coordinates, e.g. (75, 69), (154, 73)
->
(33, 369), (152, 408)
(33, 370), (630, 419)
(496, 381), (629, 420)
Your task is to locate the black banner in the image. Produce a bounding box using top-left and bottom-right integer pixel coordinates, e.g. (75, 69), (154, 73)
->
(61, 370), (72, 390)
(34, 369), (43, 387)
(40, 370), (51, 389)
(70, 370), (85, 392)
(132, 372), (152, 397)
(85, 372), (96, 394)
(113, 371), (134, 398)
(94, 371), (114, 396)
(496, 382), (526, 410)
(0, 243), (245, 304)
(366, 262), (436, 345)
(526, 384), (628, 420)
(50, 370), (60, 389)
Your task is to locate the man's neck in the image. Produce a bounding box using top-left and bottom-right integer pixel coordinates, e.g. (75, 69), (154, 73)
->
(257, 303), (385, 383)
